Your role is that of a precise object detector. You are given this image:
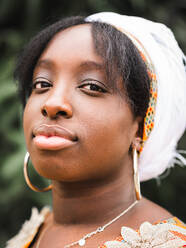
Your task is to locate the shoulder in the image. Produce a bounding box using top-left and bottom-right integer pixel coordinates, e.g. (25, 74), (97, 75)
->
(136, 197), (173, 223)
(5, 207), (50, 248)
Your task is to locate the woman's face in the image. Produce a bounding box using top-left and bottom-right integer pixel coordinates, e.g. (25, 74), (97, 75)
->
(23, 24), (140, 182)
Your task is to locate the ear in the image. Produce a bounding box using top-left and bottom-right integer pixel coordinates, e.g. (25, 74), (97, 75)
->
(131, 116), (144, 152)
(132, 137), (143, 152)
(131, 116), (143, 136)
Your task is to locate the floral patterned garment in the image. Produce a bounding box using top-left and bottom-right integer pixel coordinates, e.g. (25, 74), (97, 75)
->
(6, 207), (186, 248)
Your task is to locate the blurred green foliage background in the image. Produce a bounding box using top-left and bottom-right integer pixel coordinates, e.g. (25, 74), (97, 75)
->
(0, 0), (186, 247)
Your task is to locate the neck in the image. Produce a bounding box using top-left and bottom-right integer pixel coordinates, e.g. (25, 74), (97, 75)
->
(51, 161), (136, 226)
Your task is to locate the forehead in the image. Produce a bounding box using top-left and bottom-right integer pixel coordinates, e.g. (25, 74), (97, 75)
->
(37, 24), (103, 66)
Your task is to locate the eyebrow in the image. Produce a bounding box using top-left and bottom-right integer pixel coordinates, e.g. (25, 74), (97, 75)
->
(34, 59), (105, 72)
(78, 61), (105, 71)
(35, 59), (55, 70)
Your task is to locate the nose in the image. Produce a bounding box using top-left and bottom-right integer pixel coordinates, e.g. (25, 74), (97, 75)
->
(41, 91), (73, 119)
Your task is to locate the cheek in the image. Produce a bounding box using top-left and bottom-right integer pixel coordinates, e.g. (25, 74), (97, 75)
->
(82, 99), (135, 149)
(23, 102), (31, 146)
(75, 102), (135, 177)
(85, 118), (132, 154)
(23, 97), (40, 147)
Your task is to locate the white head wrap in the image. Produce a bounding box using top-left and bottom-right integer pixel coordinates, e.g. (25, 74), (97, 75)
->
(86, 12), (186, 181)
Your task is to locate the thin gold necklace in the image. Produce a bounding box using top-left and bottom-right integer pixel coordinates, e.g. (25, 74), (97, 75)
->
(36, 200), (138, 248)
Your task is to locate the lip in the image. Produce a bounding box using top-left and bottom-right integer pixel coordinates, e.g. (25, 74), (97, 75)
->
(32, 124), (78, 151)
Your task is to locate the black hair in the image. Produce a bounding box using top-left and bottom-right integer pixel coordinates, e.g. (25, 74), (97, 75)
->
(14, 16), (150, 124)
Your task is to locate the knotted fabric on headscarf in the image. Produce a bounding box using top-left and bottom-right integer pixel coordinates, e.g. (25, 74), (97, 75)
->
(86, 12), (186, 182)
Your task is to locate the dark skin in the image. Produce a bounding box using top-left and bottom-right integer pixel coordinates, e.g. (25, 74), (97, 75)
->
(23, 24), (172, 248)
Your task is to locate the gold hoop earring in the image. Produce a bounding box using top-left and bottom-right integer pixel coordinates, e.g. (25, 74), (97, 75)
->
(24, 152), (52, 192)
(133, 148), (141, 200)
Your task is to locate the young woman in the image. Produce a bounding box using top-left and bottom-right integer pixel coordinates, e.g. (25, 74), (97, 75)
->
(6, 12), (186, 248)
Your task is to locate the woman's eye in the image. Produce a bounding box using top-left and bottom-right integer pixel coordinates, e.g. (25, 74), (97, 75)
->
(80, 82), (107, 93)
(32, 80), (52, 89)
